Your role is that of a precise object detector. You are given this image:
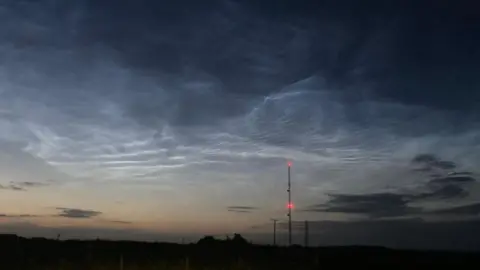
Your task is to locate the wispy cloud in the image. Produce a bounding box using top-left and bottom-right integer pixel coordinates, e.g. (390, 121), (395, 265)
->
(0, 181), (50, 191)
(0, 208), (130, 224)
(227, 209), (252, 214)
(56, 208), (102, 219)
(15, 181), (49, 187)
(304, 154), (478, 219)
(227, 206), (259, 210)
(410, 184), (468, 200)
(429, 176), (476, 184)
(107, 220), (133, 224)
(305, 192), (419, 218)
(0, 184), (25, 191)
(227, 206), (259, 214)
(431, 203), (480, 216)
(412, 154), (457, 172)
(0, 214), (40, 218)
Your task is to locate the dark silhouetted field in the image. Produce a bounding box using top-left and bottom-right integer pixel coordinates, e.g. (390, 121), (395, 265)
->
(0, 234), (478, 269)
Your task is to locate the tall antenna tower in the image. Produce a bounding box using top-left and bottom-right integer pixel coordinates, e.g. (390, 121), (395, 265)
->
(287, 161), (293, 246)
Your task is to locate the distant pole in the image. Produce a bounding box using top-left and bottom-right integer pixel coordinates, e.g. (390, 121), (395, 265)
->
(287, 161), (292, 246)
(304, 220), (309, 247)
(271, 219), (278, 246)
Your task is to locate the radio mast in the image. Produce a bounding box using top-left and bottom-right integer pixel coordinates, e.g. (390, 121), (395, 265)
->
(287, 161), (292, 246)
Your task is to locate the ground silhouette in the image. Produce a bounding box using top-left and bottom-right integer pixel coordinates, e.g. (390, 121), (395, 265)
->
(0, 233), (478, 269)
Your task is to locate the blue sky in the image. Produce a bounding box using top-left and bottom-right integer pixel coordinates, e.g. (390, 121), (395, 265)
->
(0, 0), (479, 249)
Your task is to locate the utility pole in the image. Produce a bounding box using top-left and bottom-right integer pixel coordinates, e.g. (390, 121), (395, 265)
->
(304, 220), (309, 247)
(287, 161), (292, 246)
(271, 219), (278, 246)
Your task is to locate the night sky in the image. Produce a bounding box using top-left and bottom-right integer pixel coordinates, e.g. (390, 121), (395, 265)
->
(1, 0), (480, 250)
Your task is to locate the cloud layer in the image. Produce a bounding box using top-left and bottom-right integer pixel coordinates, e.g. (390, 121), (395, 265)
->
(304, 154), (478, 219)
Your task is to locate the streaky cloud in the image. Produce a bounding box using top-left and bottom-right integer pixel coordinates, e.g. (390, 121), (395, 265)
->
(56, 208), (102, 219)
(227, 206), (259, 210)
(431, 203), (480, 216)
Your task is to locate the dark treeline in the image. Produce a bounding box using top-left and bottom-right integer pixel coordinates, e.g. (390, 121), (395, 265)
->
(0, 234), (479, 269)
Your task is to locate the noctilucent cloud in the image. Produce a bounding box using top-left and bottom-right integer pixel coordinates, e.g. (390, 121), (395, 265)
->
(1, 0), (480, 250)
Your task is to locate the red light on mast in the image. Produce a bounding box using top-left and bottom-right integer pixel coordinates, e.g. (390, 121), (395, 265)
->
(287, 203), (294, 209)
(287, 161), (292, 167)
